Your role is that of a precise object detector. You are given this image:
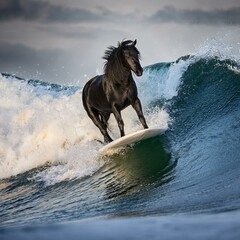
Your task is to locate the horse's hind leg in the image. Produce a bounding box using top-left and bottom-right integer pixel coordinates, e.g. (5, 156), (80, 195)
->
(100, 113), (110, 129)
(87, 108), (113, 143)
(112, 104), (125, 137)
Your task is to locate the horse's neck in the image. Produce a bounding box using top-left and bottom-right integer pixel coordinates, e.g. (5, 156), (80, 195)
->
(118, 70), (132, 83)
(107, 67), (132, 85)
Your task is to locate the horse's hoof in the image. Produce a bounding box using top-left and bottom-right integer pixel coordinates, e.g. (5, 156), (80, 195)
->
(104, 137), (113, 143)
(95, 139), (104, 144)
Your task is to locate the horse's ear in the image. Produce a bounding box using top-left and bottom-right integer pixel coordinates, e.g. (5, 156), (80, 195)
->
(133, 39), (137, 46)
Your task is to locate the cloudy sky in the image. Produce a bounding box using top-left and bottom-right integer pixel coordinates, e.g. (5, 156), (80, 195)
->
(0, 0), (240, 85)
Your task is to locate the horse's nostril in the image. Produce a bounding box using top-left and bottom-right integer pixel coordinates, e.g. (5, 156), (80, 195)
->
(136, 70), (143, 76)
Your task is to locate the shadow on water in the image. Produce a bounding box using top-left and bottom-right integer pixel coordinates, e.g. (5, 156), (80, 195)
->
(98, 135), (176, 200)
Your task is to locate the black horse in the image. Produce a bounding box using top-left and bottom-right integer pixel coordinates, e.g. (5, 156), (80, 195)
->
(82, 39), (148, 143)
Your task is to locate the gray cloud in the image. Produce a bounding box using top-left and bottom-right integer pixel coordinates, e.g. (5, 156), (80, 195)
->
(0, 0), (103, 23)
(0, 43), (88, 84)
(36, 25), (128, 40)
(148, 6), (240, 25)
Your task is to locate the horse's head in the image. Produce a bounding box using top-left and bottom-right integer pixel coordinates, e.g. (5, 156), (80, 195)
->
(122, 40), (143, 77)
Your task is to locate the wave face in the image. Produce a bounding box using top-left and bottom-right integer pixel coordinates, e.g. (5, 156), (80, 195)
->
(1, 46), (240, 232)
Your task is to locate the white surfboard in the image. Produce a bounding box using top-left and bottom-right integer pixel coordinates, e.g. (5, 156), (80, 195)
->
(99, 128), (165, 155)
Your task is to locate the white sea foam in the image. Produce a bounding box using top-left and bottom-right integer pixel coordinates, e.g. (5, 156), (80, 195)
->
(139, 58), (194, 104)
(0, 75), (103, 181)
(192, 34), (240, 63)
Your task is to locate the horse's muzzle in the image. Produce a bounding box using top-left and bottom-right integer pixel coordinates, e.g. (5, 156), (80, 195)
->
(135, 68), (143, 77)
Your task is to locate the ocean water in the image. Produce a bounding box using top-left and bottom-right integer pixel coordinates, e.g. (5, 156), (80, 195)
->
(1, 41), (240, 239)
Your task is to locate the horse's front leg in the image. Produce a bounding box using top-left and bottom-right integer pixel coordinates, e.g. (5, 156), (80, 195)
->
(112, 104), (125, 137)
(132, 98), (148, 129)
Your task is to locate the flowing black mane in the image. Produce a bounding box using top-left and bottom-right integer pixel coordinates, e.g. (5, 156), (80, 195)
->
(103, 40), (134, 61)
(102, 46), (118, 62)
